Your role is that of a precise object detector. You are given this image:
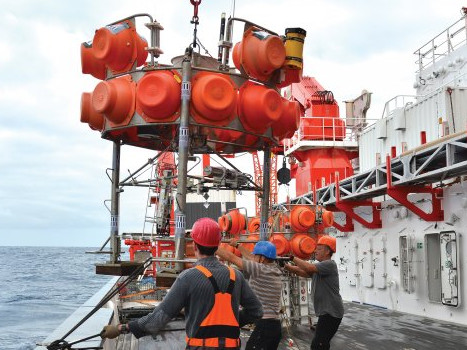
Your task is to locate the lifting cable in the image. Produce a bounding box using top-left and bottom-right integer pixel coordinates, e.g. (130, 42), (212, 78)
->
(46, 256), (153, 350)
(190, 0), (202, 49)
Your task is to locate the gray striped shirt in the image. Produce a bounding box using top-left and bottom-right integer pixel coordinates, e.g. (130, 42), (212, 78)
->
(242, 259), (282, 319)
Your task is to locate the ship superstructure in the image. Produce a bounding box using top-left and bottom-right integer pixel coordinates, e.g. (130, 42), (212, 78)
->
(285, 10), (467, 325)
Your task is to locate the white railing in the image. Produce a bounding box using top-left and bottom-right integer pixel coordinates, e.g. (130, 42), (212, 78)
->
(283, 116), (378, 153)
(380, 95), (417, 120)
(414, 15), (467, 73)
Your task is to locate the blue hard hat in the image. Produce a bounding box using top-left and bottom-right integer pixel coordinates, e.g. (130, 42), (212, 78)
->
(253, 241), (277, 260)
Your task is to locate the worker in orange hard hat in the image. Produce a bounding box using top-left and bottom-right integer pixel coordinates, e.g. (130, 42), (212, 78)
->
(285, 235), (344, 350)
(101, 217), (263, 349)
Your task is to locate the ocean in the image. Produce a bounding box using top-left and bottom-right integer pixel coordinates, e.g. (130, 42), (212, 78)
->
(0, 246), (116, 350)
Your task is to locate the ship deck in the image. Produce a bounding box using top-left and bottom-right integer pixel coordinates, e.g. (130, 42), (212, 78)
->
(283, 301), (467, 350)
(114, 301), (467, 349)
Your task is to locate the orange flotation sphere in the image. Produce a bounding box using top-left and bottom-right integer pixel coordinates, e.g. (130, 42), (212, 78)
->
(92, 75), (136, 126)
(269, 234), (290, 256)
(238, 82), (282, 134)
(321, 210), (334, 228)
(80, 92), (104, 131)
(80, 41), (106, 80)
(279, 214), (290, 231)
(234, 27), (285, 81)
(210, 129), (242, 151)
(243, 234), (259, 252)
(136, 34), (149, 66)
(248, 217), (261, 233)
(219, 209), (247, 235)
(290, 234), (316, 259)
(136, 71), (181, 122)
(93, 22), (136, 73)
(290, 205), (316, 232)
(272, 99), (300, 140)
(191, 72), (237, 125)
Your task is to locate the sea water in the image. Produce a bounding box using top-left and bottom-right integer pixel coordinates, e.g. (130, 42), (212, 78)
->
(0, 246), (116, 350)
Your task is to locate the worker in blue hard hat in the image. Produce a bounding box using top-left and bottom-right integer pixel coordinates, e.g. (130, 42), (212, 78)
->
(217, 239), (283, 350)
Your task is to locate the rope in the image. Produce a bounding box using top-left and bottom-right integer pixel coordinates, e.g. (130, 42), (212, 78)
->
(47, 257), (153, 350)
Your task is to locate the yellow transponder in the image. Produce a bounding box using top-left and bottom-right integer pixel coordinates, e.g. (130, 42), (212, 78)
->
(284, 27), (307, 69)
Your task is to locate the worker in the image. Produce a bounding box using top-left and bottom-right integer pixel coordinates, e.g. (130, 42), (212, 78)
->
(216, 239), (283, 350)
(100, 217), (263, 349)
(284, 235), (344, 350)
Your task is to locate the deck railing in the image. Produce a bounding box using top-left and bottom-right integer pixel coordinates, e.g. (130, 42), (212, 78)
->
(414, 15), (467, 74)
(283, 116), (378, 154)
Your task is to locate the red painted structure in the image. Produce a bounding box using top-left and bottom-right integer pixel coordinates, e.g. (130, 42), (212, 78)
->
(288, 77), (357, 196)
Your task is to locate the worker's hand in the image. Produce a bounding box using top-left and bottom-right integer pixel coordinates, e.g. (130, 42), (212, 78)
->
(229, 238), (239, 248)
(277, 256), (293, 267)
(100, 325), (120, 339)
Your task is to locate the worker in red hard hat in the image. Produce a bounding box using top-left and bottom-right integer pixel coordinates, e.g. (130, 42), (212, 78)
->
(101, 217), (263, 349)
(216, 240), (283, 349)
(285, 235), (344, 350)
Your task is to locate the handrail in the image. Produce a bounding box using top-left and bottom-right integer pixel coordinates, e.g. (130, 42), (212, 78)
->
(413, 15), (467, 74)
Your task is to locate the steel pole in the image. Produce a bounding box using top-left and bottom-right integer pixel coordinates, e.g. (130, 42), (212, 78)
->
(174, 53), (192, 271)
(110, 140), (121, 263)
(260, 147), (271, 241)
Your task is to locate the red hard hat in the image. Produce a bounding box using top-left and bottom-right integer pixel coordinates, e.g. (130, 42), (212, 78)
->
(191, 218), (221, 247)
(317, 235), (336, 253)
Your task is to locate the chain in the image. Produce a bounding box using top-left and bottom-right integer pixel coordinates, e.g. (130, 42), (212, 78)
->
(190, 0), (202, 48)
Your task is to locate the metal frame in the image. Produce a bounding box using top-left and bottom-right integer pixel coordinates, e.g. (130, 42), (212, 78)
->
(285, 133), (467, 230)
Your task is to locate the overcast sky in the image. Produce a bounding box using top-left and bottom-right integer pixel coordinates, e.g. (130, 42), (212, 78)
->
(0, 0), (464, 246)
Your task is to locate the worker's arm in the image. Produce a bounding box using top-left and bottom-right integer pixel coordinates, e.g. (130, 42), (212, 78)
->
(284, 263), (310, 278)
(290, 256), (318, 276)
(235, 242), (255, 261)
(216, 247), (244, 269)
(127, 271), (189, 338)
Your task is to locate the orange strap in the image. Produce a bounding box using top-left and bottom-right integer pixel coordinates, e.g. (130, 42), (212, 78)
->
(196, 265), (236, 281)
(186, 336), (240, 348)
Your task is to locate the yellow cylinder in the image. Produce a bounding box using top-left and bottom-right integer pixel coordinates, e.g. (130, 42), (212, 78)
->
(284, 27), (306, 69)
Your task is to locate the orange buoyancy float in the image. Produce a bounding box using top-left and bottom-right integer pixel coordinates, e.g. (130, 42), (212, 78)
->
(191, 72), (237, 126)
(269, 234), (290, 256)
(80, 41), (106, 80)
(290, 205), (316, 232)
(92, 21), (147, 73)
(209, 128), (243, 151)
(136, 34), (149, 67)
(238, 82), (282, 134)
(218, 209), (246, 235)
(233, 27), (286, 81)
(248, 217), (261, 233)
(136, 71), (181, 122)
(290, 233), (316, 259)
(272, 98), (301, 140)
(80, 92), (104, 131)
(320, 209), (334, 228)
(91, 75), (136, 126)
(243, 234), (259, 252)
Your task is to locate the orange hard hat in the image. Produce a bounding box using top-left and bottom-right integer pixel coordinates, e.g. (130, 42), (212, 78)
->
(191, 218), (221, 247)
(317, 235), (336, 253)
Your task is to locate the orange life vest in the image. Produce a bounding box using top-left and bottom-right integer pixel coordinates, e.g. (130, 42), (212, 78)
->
(186, 265), (240, 349)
